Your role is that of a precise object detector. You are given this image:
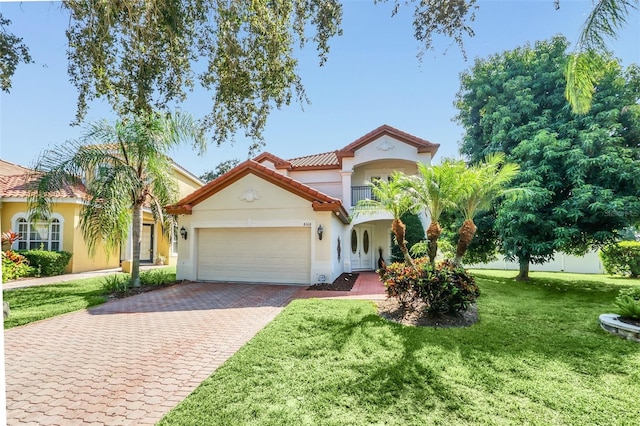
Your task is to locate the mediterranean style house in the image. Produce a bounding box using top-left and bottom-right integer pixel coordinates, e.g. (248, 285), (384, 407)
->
(0, 158), (203, 273)
(166, 124), (440, 285)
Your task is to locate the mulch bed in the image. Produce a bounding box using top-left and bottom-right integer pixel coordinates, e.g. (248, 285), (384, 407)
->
(618, 317), (640, 328)
(376, 298), (479, 328)
(306, 273), (359, 291)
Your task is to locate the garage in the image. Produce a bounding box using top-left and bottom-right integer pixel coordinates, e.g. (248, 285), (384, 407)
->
(197, 227), (311, 284)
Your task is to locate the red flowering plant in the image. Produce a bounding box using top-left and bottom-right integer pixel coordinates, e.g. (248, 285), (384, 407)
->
(1, 230), (34, 282)
(1, 230), (21, 251)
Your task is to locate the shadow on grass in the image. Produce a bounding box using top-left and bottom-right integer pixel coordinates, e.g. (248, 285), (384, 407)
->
(299, 274), (639, 416)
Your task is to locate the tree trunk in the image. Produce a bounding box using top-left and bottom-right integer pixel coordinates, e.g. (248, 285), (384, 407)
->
(426, 221), (442, 266)
(515, 256), (530, 281)
(131, 203), (143, 287)
(392, 218), (415, 269)
(453, 219), (477, 266)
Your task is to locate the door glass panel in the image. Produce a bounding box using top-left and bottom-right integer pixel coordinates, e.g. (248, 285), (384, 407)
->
(363, 230), (370, 254)
(351, 229), (358, 253)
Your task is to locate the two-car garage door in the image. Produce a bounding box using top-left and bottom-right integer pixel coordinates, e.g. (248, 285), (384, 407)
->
(197, 227), (311, 284)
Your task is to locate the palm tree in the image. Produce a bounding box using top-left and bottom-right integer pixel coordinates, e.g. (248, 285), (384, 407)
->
(566, 0), (638, 114)
(453, 153), (520, 266)
(403, 160), (466, 266)
(28, 111), (205, 286)
(352, 171), (418, 268)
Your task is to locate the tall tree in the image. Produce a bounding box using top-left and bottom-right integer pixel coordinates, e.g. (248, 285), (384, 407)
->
(28, 111), (205, 286)
(353, 172), (418, 268)
(0, 14), (32, 93)
(456, 36), (640, 279)
(199, 159), (240, 183)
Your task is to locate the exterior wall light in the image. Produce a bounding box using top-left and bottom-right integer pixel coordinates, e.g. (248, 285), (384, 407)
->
(317, 224), (324, 240)
(180, 226), (188, 240)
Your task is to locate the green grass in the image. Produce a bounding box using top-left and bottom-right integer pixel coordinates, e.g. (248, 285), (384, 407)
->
(160, 271), (640, 426)
(3, 277), (109, 328)
(3, 266), (177, 329)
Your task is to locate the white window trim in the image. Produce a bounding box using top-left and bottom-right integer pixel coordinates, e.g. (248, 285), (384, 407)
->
(170, 223), (179, 257)
(10, 212), (65, 251)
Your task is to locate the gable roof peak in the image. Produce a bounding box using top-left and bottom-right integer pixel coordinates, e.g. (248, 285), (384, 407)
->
(339, 124), (440, 156)
(252, 152), (292, 169)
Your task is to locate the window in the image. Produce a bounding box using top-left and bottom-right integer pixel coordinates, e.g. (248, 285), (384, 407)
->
(13, 214), (63, 251)
(170, 223), (179, 256)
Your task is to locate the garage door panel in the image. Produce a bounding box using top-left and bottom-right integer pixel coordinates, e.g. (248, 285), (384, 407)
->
(197, 227), (310, 284)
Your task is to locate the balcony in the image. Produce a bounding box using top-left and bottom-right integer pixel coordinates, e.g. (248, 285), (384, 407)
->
(351, 185), (377, 206)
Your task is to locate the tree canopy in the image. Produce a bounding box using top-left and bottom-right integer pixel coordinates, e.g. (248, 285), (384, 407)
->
(63, 0), (343, 153)
(0, 14), (31, 93)
(455, 36), (640, 279)
(199, 159), (240, 183)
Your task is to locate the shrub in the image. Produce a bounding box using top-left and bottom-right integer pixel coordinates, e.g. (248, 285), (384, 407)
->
(614, 287), (640, 320)
(139, 269), (175, 286)
(2, 251), (35, 282)
(101, 274), (131, 294)
(20, 250), (73, 277)
(379, 257), (480, 315)
(600, 242), (640, 278)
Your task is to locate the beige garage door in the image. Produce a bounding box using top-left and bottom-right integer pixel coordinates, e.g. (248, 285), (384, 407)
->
(197, 227), (311, 284)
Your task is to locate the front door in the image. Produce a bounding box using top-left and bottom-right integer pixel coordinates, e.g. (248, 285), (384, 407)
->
(140, 223), (154, 263)
(350, 226), (373, 270)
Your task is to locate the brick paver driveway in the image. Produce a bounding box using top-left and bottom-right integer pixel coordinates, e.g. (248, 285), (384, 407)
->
(4, 282), (301, 425)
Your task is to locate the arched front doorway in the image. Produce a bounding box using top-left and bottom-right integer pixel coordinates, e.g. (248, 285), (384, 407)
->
(350, 225), (373, 270)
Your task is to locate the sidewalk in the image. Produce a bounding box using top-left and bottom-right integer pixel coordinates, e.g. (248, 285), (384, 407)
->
(2, 264), (168, 290)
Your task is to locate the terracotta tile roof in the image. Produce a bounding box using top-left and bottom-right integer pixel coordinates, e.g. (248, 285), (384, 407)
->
(0, 159), (31, 177)
(288, 151), (340, 169)
(0, 173), (88, 199)
(0, 159), (88, 200)
(166, 160), (350, 223)
(252, 152), (292, 169)
(254, 124), (438, 171)
(338, 124), (440, 158)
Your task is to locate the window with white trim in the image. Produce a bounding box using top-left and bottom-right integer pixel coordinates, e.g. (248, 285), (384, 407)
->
(14, 215), (63, 251)
(170, 223), (179, 256)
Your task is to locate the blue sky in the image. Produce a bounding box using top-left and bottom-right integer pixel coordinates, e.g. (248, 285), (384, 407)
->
(1, 1), (639, 177)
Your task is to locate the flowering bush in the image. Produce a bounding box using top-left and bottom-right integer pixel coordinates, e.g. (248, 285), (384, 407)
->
(2, 251), (35, 282)
(378, 257), (480, 315)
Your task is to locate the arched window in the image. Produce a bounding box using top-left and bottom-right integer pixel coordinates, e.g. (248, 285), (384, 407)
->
(13, 214), (63, 251)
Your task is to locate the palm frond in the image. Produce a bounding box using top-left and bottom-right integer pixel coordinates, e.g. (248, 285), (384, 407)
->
(567, 0), (638, 113)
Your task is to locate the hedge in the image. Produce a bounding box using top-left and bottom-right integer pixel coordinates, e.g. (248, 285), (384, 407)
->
(599, 241), (640, 278)
(19, 250), (73, 277)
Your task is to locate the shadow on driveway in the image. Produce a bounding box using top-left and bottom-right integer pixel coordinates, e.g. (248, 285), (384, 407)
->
(89, 281), (303, 315)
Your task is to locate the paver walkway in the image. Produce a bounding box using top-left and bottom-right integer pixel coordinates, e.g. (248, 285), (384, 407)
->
(4, 272), (386, 425)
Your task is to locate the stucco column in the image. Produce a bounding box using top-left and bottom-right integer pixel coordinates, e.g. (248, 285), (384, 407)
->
(340, 170), (353, 213)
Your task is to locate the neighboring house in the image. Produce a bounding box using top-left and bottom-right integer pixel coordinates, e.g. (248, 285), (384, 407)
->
(166, 124), (440, 285)
(0, 159), (203, 273)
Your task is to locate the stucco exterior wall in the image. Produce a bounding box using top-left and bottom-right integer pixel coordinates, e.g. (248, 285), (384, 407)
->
(2, 200), (119, 273)
(176, 173), (333, 283)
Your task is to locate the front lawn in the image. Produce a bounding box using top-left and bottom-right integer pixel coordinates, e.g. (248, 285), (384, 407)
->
(160, 271), (640, 425)
(3, 267), (177, 329)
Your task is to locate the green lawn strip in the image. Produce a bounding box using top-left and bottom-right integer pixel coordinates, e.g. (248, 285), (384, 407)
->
(3, 266), (177, 328)
(3, 278), (109, 328)
(160, 273), (640, 426)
